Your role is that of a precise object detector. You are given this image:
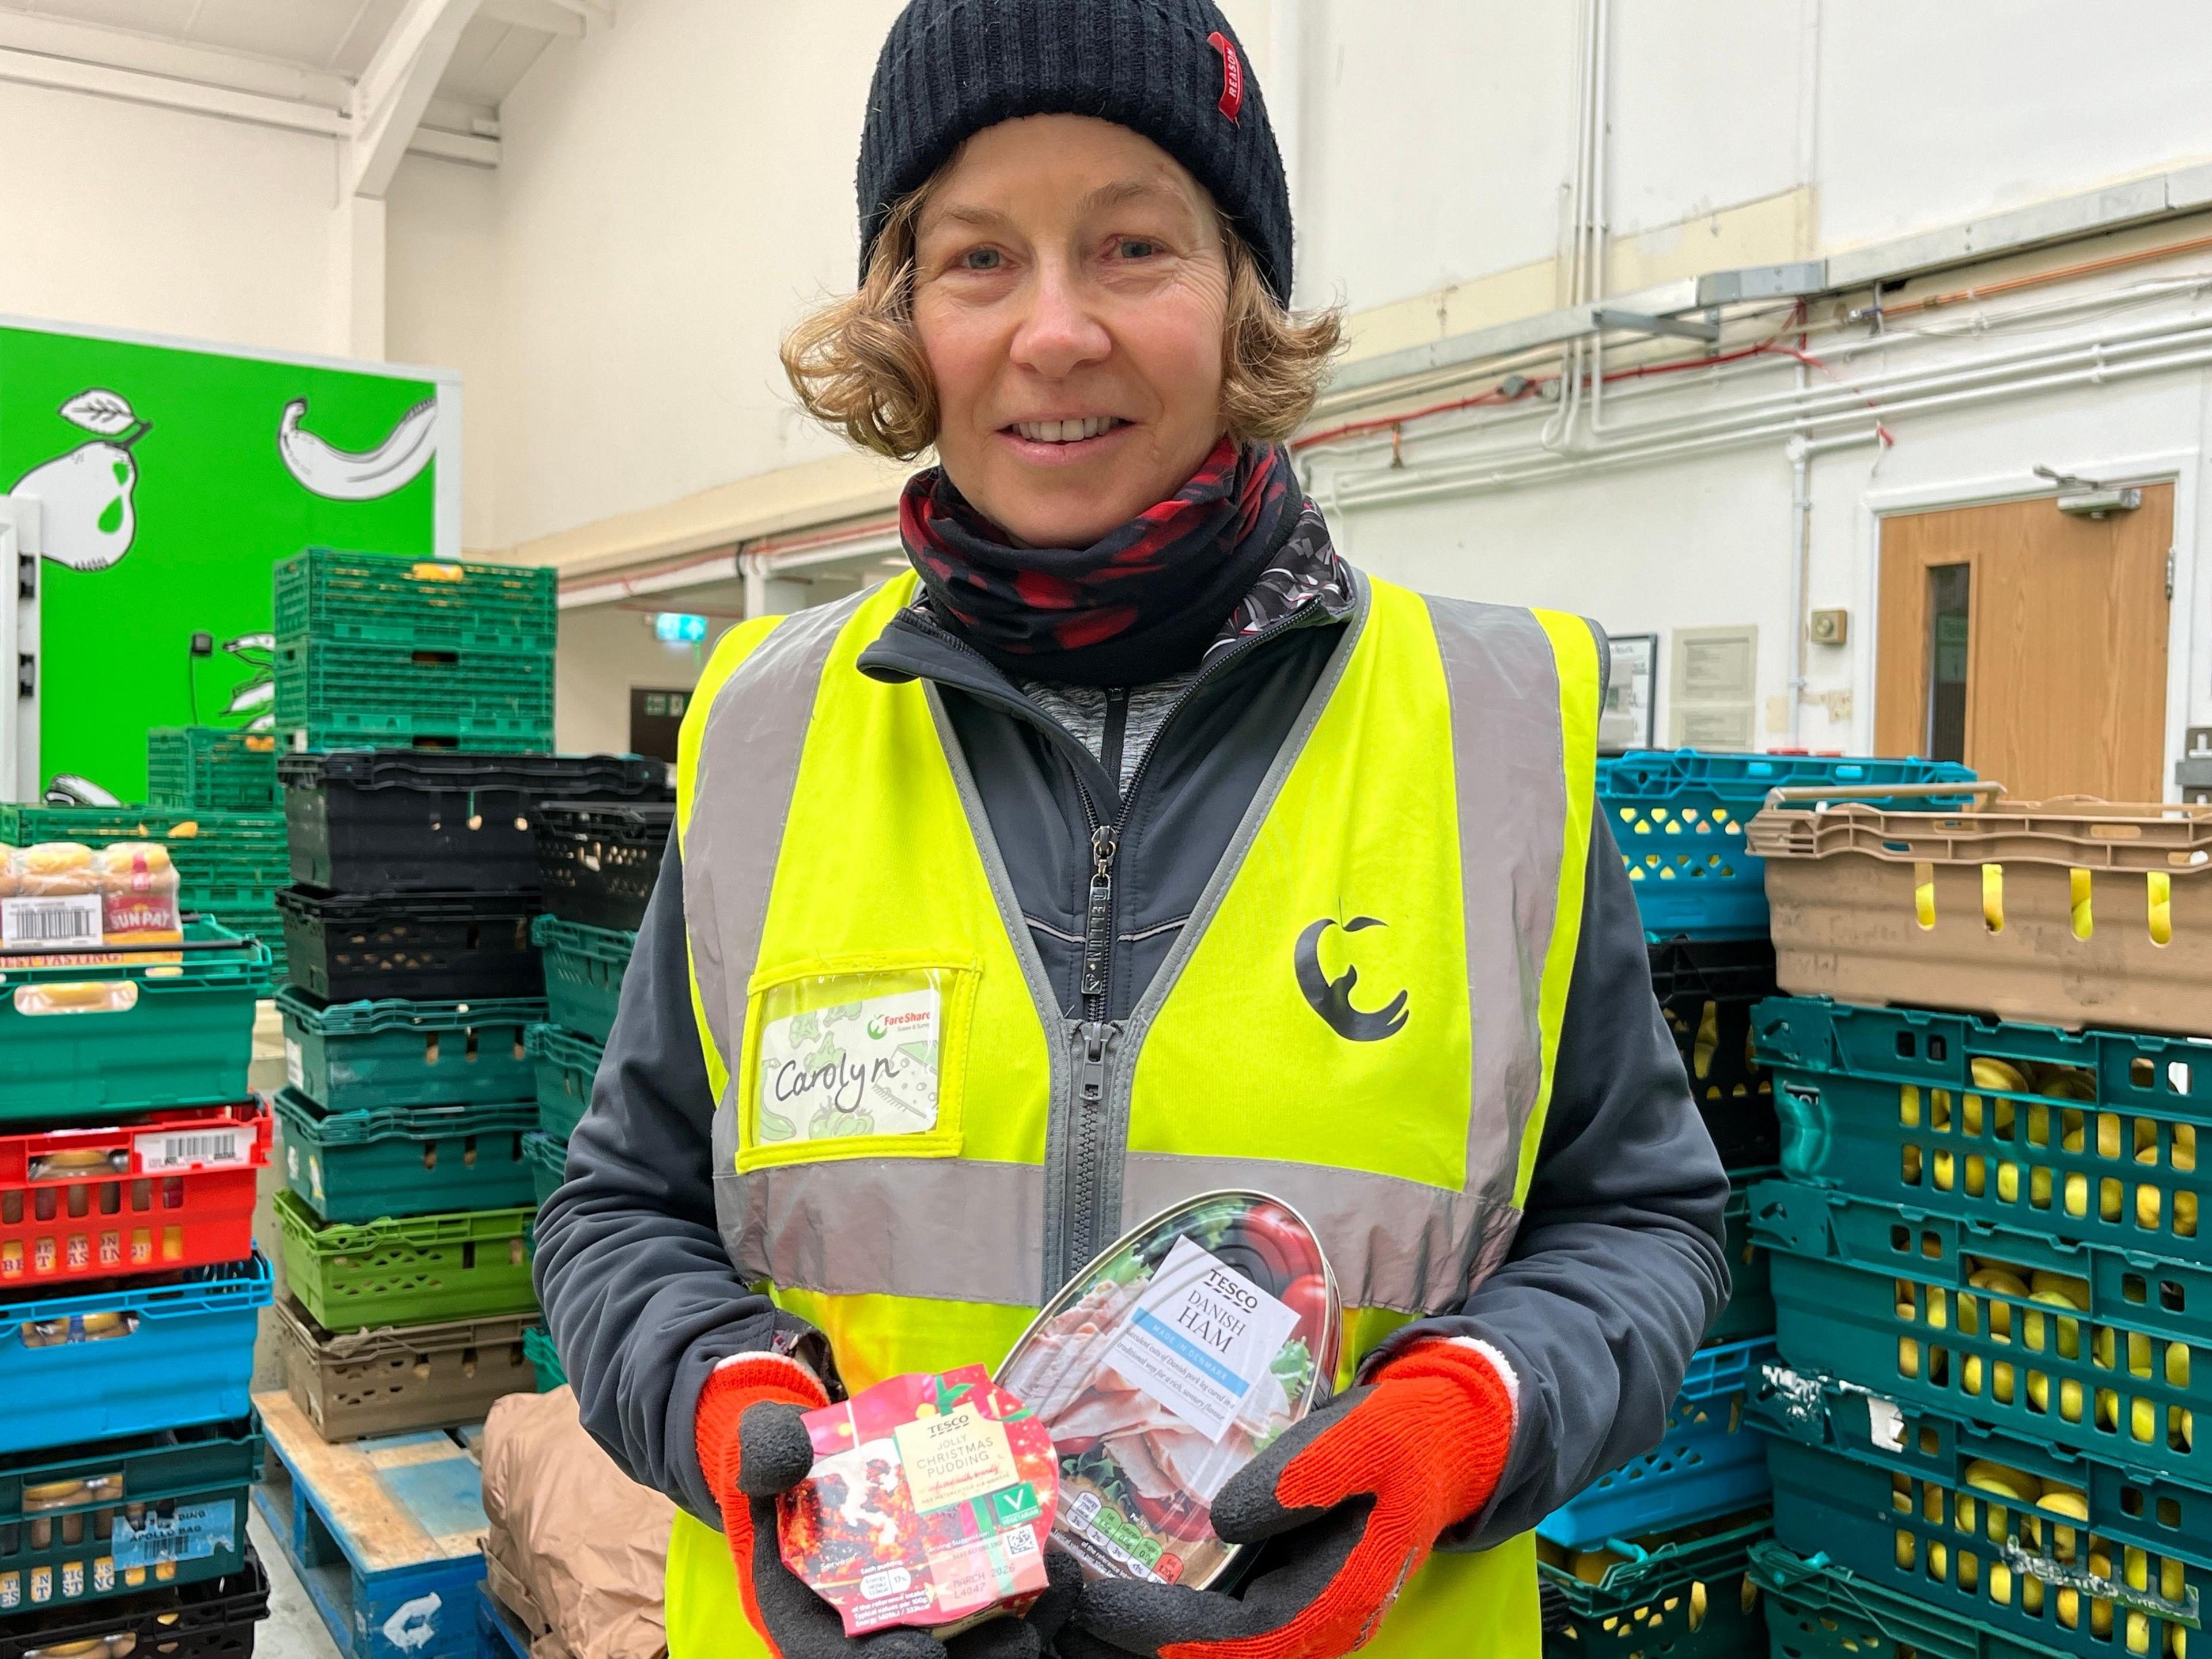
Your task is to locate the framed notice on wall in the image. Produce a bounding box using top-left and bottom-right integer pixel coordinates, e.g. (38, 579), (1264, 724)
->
(1669, 625), (1758, 750)
(1599, 633), (1657, 752)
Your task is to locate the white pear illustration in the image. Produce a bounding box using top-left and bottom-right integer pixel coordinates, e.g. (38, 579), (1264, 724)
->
(279, 396), (436, 500)
(9, 389), (149, 572)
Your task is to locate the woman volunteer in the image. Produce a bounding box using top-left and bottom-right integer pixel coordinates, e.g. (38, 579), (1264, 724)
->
(535, 4), (1731, 1658)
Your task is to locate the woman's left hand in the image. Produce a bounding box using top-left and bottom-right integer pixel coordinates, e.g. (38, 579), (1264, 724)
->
(1058, 1340), (1516, 1659)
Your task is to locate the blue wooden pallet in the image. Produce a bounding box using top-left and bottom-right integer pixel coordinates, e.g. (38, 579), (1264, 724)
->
(475, 1582), (531, 1659)
(251, 1389), (490, 1659)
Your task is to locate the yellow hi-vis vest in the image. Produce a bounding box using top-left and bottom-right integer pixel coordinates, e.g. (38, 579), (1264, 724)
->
(665, 569), (1599, 1659)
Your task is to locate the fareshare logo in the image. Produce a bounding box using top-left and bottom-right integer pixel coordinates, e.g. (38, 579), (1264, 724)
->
(1294, 917), (1409, 1041)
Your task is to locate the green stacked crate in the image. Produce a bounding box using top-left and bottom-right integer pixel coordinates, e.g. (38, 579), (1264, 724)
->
(0, 804), (288, 985)
(274, 549), (555, 751)
(1537, 1509), (1772, 1659)
(521, 912), (637, 1403)
(1745, 796), (2209, 1659)
(266, 989), (547, 1434)
(147, 726), (281, 811)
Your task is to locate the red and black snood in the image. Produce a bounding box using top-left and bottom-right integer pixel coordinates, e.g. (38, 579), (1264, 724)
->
(899, 438), (1306, 686)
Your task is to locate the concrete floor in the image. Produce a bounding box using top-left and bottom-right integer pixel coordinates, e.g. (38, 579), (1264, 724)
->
(248, 1505), (346, 1659)
(246, 1000), (347, 1659)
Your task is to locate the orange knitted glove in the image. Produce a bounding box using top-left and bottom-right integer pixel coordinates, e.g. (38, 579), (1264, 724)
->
(1064, 1338), (1517, 1659)
(695, 1354), (1084, 1659)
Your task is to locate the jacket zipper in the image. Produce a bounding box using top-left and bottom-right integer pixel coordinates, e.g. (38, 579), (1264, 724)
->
(901, 607), (1325, 1279)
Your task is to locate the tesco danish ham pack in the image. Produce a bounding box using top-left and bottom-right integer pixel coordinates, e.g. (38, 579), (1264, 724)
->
(0, 842), (181, 956)
(778, 1366), (1060, 1637)
(997, 1191), (1342, 1589)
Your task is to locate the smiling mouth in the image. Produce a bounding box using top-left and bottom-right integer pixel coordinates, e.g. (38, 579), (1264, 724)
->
(1006, 417), (1128, 444)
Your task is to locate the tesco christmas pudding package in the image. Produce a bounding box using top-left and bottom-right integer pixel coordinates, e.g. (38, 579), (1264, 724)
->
(778, 1365), (1060, 1637)
(997, 1191), (1342, 1589)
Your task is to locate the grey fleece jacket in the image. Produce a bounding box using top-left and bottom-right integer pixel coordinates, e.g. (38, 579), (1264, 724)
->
(533, 584), (1732, 1549)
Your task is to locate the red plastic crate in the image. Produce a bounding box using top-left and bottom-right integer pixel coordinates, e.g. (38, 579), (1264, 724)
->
(0, 1101), (270, 1286)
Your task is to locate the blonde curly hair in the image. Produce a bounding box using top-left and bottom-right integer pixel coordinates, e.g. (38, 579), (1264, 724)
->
(781, 180), (1342, 461)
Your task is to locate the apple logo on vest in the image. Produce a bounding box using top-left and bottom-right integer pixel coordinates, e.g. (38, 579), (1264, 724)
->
(1294, 917), (1408, 1041)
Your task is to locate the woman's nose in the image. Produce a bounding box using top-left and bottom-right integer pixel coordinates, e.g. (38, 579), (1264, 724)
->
(1008, 260), (1111, 379)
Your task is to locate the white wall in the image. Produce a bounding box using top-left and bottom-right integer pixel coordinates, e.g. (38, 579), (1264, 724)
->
(1302, 281), (2212, 778)
(387, 154), (503, 550)
(1814, 1), (2212, 252)
(0, 78), (338, 354)
(555, 601), (718, 754)
(482, 0), (906, 552)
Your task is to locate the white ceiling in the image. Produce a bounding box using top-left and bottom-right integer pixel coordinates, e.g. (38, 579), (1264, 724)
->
(0, 0), (586, 133)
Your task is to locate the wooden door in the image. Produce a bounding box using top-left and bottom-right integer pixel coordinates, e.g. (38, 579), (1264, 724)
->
(1875, 485), (2171, 801)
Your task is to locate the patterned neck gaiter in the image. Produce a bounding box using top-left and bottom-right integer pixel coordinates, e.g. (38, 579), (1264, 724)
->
(899, 438), (1307, 686)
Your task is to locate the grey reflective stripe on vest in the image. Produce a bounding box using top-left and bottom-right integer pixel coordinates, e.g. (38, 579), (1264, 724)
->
(683, 596), (855, 1085)
(1425, 594), (1570, 1262)
(685, 588), (1054, 1298)
(683, 592), (863, 1276)
(722, 1157), (1044, 1303)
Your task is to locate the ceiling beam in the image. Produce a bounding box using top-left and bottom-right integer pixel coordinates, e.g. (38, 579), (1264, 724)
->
(0, 29), (497, 168)
(480, 0), (585, 36)
(0, 43), (345, 134)
(349, 0), (485, 199)
(0, 13), (350, 108)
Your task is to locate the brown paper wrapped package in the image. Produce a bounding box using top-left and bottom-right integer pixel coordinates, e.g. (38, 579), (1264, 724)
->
(482, 1385), (676, 1659)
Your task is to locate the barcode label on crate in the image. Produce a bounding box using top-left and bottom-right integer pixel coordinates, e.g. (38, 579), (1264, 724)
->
(285, 1036), (304, 1091)
(134, 1126), (249, 1172)
(112, 1499), (233, 1568)
(1, 894), (102, 948)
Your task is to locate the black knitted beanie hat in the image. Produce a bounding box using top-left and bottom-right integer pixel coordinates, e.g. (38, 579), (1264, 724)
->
(857, 0), (1295, 304)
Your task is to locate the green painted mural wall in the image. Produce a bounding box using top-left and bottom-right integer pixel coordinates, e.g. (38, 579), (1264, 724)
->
(0, 325), (438, 801)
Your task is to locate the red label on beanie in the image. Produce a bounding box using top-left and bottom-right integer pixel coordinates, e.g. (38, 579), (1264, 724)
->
(1207, 30), (1243, 122)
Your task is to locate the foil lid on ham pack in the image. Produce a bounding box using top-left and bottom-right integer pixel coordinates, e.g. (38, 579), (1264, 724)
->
(996, 1191), (1342, 1590)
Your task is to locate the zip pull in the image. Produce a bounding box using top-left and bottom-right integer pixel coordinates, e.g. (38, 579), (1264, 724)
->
(1081, 824), (1119, 1003)
(1074, 1020), (1115, 1113)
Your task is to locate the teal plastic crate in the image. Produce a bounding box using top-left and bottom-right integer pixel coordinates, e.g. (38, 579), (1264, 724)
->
(1711, 1168), (1778, 1343)
(272, 1088), (537, 1224)
(272, 1188), (536, 1331)
(278, 989), (545, 1113)
(529, 916), (634, 1044)
(523, 1131), (565, 1208)
(276, 548), (556, 654)
(203, 906), (284, 988)
(1538, 1337), (1777, 1549)
(525, 1022), (601, 1143)
(1539, 1509), (1771, 1659)
(147, 727), (281, 811)
(0, 1415), (263, 1616)
(275, 637), (552, 753)
(1754, 1541), (2085, 1659)
(0, 919), (264, 1124)
(1750, 1369), (2204, 1659)
(523, 1324), (565, 1392)
(1597, 750), (1978, 941)
(1758, 997), (2212, 1267)
(1753, 1179), (2212, 1490)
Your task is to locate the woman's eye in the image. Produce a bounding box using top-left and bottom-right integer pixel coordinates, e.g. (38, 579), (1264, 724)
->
(959, 248), (1002, 271)
(1116, 239), (1162, 260)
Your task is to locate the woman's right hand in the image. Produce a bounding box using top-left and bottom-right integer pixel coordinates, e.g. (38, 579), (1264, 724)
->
(694, 1354), (1081, 1659)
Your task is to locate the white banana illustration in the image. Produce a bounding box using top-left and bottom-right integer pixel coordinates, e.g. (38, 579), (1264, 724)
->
(278, 396), (437, 501)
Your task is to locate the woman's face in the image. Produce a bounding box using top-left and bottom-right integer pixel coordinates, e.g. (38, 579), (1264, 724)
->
(911, 115), (1232, 547)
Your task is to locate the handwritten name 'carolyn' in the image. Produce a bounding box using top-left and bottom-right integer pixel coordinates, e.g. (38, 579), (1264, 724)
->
(769, 1052), (908, 1114)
